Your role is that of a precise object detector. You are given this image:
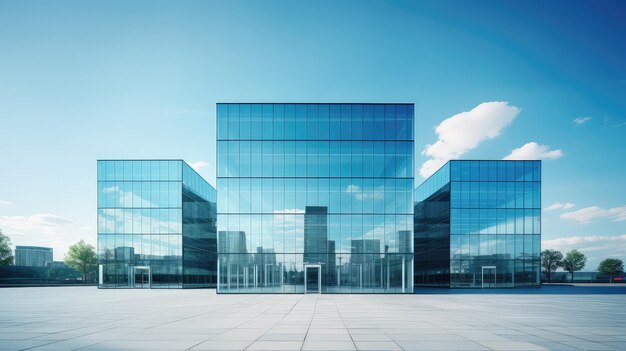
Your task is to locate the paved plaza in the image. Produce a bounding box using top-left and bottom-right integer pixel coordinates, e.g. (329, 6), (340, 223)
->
(0, 287), (625, 351)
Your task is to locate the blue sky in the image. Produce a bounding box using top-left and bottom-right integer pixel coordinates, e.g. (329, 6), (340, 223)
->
(0, 0), (624, 269)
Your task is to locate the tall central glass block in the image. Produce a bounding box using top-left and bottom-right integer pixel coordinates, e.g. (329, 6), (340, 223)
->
(217, 103), (414, 293)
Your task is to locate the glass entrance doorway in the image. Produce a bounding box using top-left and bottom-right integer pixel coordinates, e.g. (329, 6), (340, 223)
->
(482, 266), (496, 288)
(134, 266), (151, 289)
(304, 265), (321, 294)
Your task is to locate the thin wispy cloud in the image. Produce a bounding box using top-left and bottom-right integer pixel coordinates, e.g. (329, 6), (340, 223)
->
(573, 117), (591, 125)
(545, 202), (576, 211)
(420, 101), (521, 178)
(561, 205), (626, 224)
(0, 200), (12, 205)
(503, 142), (563, 160)
(0, 213), (74, 231)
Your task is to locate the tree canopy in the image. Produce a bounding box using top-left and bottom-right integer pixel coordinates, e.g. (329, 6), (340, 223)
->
(64, 240), (97, 282)
(541, 249), (563, 282)
(598, 258), (624, 276)
(562, 249), (586, 281)
(0, 229), (14, 266)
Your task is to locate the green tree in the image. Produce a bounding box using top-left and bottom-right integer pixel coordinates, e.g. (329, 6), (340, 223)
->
(541, 249), (563, 283)
(64, 240), (97, 283)
(0, 229), (14, 266)
(562, 249), (587, 283)
(598, 258), (624, 283)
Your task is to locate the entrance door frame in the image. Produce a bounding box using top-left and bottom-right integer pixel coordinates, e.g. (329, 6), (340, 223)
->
(134, 266), (151, 289)
(481, 266), (496, 289)
(304, 264), (321, 294)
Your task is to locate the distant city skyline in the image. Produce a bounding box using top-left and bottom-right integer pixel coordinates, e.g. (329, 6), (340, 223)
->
(0, 1), (624, 269)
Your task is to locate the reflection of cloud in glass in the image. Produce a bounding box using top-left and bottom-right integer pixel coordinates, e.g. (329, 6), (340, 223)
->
(98, 208), (180, 233)
(345, 184), (383, 201)
(103, 185), (157, 208)
(273, 208), (304, 235)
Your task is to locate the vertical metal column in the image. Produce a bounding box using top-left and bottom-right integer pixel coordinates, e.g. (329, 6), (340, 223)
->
(402, 258), (405, 293)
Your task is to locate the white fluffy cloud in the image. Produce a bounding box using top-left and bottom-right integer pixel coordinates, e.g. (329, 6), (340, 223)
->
(188, 161), (209, 172)
(543, 234), (626, 270)
(503, 142), (563, 160)
(545, 202), (576, 211)
(561, 205), (626, 224)
(420, 101), (520, 178)
(573, 117), (592, 125)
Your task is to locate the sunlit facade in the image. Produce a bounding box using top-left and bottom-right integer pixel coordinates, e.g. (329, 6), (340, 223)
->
(414, 160), (541, 288)
(97, 160), (217, 288)
(217, 103), (414, 293)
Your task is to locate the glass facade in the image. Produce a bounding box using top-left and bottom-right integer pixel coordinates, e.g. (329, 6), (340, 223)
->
(217, 103), (414, 293)
(414, 160), (541, 288)
(97, 160), (217, 288)
(14, 246), (53, 267)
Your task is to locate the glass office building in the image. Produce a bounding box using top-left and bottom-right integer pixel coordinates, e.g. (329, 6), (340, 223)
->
(97, 160), (217, 288)
(14, 246), (53, 267)
(217, 103), (414, 293)
(414, 160), (541, 288)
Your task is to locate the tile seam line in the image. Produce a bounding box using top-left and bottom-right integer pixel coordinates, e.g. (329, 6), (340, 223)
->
(337, 295), (371, 351)
(186, 294), (282, 350)
(240, 294), (305, 351)
(21, 325), (122, 351)
(299, 295), (318, 351)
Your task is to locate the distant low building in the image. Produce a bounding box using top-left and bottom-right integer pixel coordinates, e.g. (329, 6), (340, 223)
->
(15, 246), (53, 267)
(46, 261), (70, 269)
(543, 271), (626, 284)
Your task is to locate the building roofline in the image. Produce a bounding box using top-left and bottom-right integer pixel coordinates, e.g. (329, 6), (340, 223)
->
(97, 159), (185, 162)
(216, 102), (415, 105)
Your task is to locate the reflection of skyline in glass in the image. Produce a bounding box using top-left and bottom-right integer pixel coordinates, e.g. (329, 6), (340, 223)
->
(97, 160), (217, 289)
(218, 231), (247, 254)
(304, 206), (328, 265)
(217, 103), (414, 293)
(414, 160), (541, 288)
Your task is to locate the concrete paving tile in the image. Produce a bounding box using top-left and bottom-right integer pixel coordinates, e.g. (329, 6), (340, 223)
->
(302, 341), (356, 351)
(478, 341), (548, 351)
(0, 287), (624, 351)
(258, 333), (305, 341)
(350, 334), (391, 342)
(305, 334), (353, 342)
(354, 341), (402, 350)
(529, 341), (581, 351)
(29, 340), (101, 350)
(246, 341), (303, 351)
(398, 341), (489, 350)
(307, 328), (351, 335)
(190, 340), (251, 350)
(80, 340), (199, 350)
(0, 339), (54, 350)
(560, 341), (619, 350)
(604, 341), (626, 349)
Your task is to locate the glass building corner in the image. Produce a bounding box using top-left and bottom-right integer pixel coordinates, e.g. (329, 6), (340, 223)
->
(414, 160), (541, 288)
(97, 160), (217, 288)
